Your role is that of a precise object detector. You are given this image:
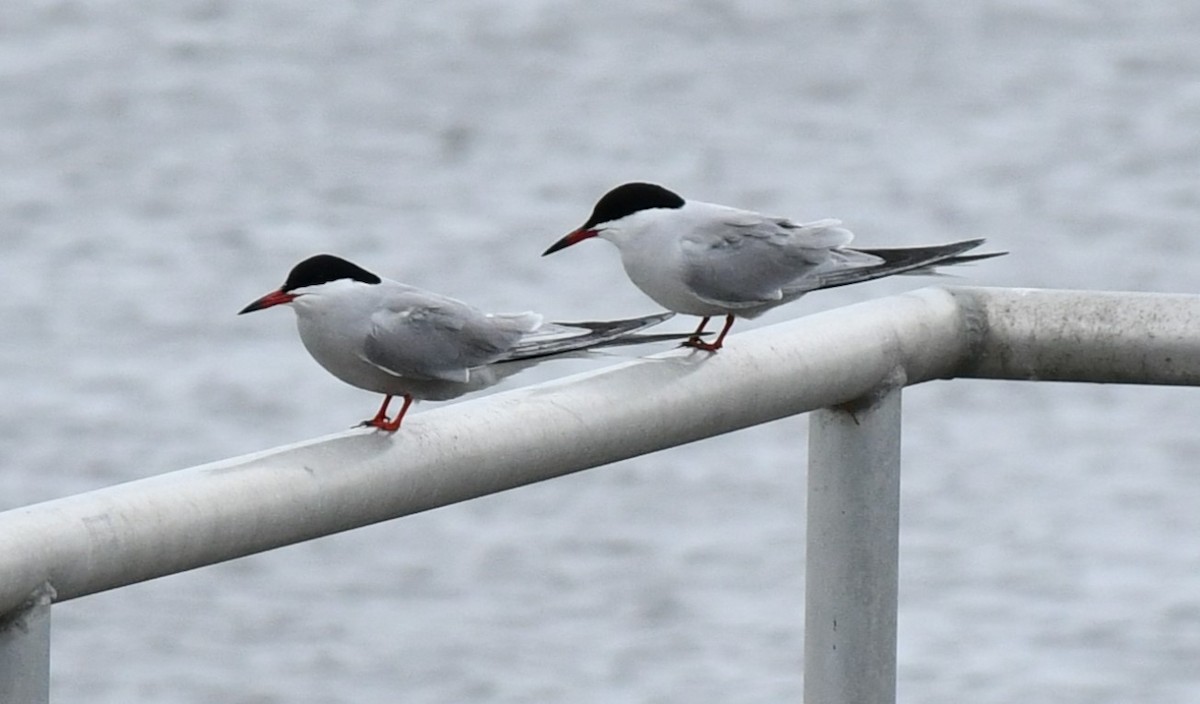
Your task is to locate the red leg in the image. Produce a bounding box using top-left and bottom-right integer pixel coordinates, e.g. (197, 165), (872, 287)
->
(680, 317), (711, 348)
(376, 395), (414, 433)
(683, 315), (735, 352)
(357, 393), (391, 426)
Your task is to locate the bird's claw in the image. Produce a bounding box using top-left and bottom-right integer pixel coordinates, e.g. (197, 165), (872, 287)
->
(680, 337), (721, 352)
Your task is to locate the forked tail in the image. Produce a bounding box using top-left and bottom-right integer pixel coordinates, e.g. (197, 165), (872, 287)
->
(816, 238), (1006, 290)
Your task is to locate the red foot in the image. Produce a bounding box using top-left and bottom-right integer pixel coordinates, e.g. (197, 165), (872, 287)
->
(359, 416), (401, 432)
(679, 315), (736, 353)
(357, 394), (413, 433)
(681, 336), (723, 352)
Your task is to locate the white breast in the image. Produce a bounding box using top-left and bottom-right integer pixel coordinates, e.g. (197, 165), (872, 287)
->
(602, 204), (753, 317)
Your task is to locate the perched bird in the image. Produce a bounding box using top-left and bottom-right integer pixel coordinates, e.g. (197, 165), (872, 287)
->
(239, 254), (678, 431)
(544, 182), (1005, 351)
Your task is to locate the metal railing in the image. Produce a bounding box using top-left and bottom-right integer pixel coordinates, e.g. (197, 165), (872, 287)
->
(3, 286), (1199, 703)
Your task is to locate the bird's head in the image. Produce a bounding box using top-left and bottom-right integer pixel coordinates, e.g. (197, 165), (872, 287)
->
(542, 182), (685, 256)
(238, 254), (382, 314)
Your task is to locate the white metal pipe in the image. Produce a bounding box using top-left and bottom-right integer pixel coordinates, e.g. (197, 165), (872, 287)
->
(805, 385), (903, 704)
(948, 287), (1200, 384)
(0, 583), (53, 704)
(0, 287), (970, 615)
(2, 286), (1200, 618)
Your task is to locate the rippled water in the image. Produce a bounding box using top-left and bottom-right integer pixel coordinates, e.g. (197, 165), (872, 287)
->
(3, 1), (1199, 702)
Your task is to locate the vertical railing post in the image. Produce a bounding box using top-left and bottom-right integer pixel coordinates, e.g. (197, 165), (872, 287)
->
(804, 385), (902, 704)
(0, 583), (54, 704)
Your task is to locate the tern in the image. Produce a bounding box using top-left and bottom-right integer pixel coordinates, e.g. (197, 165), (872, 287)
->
(239, 253), (680, 431)
(544, 182), (1005, 351)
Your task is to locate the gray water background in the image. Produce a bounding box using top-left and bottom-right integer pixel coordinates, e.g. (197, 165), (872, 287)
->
(2, 1), (1200, 701)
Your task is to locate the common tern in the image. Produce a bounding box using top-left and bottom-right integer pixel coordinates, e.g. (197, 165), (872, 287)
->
(239, 254), (680, 431)
(543, 182), (1006, 351)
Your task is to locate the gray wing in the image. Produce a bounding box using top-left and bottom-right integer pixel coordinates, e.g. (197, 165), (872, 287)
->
(361, 293), (539, 383)
(680, 210), (876, 306)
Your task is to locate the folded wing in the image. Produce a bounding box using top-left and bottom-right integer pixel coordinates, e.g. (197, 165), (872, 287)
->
(362, 295), (541, 383)
(681, 210), (876, 307)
